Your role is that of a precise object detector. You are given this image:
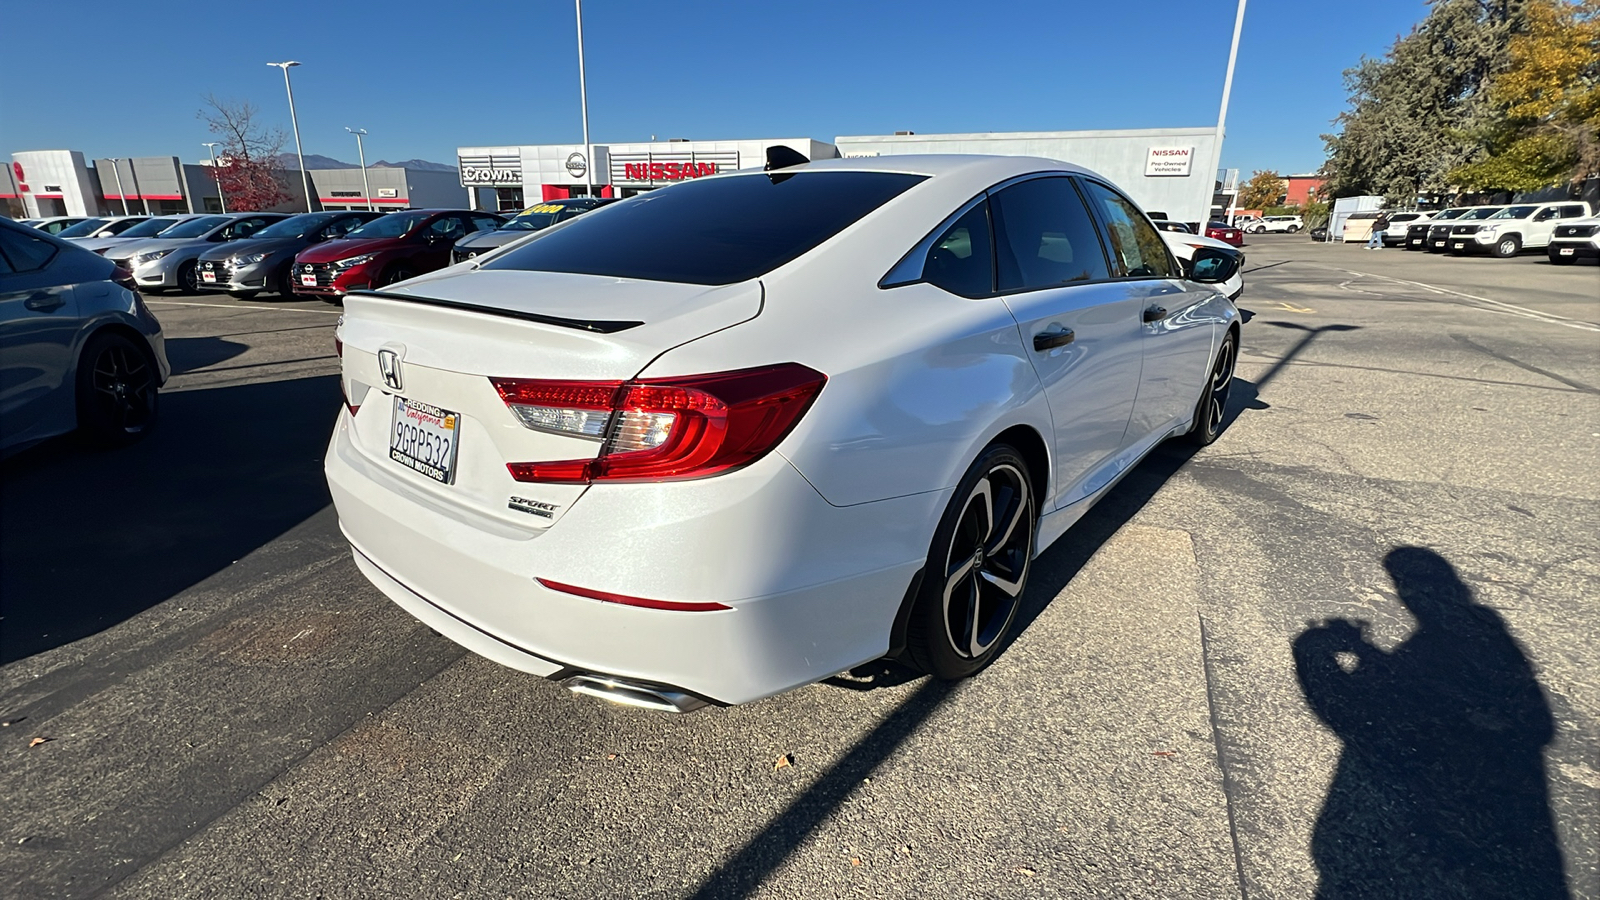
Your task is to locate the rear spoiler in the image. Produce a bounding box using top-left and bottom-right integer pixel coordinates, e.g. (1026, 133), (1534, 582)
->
(348, 290), (642, 335)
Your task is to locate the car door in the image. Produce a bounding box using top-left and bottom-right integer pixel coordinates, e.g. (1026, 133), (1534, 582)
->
(0, 227), (80, 446)
(1526, 206), (1561, 247)
(1078, 178), (1217, 450)
(983, 175), (1145, 510)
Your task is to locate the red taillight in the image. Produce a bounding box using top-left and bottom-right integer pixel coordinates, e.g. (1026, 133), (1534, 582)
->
(494, 363), (826, 484)
(536, 578), (730, 612)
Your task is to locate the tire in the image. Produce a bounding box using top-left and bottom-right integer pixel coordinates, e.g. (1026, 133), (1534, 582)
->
(1548, 252), (1575, 266)
(75, 331), (158, 448)
(1287, 225), (1300, 233)
(178, 260), (200, 294)
(1493, 235), (1521, 258)
(1187, 330), (1237, 447)
(905, 444), (1036, 680)
(273, 262), (297, 297)
(380, 264), (417, 287)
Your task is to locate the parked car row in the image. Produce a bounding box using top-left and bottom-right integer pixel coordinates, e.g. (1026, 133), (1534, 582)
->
(1397, 201), (1595, 263)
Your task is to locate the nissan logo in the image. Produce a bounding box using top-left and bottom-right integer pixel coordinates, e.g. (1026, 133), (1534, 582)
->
(377, 349), (404, 391)
(566, 152), (588, 178)
(303, 264), (313, 272)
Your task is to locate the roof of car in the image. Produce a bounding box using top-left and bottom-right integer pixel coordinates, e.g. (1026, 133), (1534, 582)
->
(750, 154), (1099, 180)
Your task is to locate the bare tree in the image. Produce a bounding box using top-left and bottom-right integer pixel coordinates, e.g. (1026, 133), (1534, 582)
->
(197, 95), (292, 211)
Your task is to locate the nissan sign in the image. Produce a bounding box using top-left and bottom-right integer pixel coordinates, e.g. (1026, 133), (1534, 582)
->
(565, 152), (588, 178)
(1144, 147), (1194, 177)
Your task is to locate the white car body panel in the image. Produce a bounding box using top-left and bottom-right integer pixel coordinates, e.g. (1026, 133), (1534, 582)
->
(326, 155), (1240, 705)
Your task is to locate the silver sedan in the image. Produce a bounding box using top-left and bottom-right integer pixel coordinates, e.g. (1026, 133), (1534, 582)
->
(107, 213), (289, 293)
(0, 218), (170, 456)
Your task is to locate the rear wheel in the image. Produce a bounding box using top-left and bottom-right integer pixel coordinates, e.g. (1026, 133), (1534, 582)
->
(905, 445), (1035, 680)
(1188, 331), (1237, 446)
(1493, 235), (1521, 258)
(1287, 224), (1300, 233)
(76, 332), (158, 448)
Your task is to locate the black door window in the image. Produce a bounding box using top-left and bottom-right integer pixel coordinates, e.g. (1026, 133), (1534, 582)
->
(0, 227), (59, 273)
(1079, 181), (1175, 278)
(920, 201), (994, 297)
(989, 177), (1110, 291)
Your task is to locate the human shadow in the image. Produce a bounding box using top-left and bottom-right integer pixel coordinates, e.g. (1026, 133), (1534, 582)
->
(1294, 547), (1568, 899)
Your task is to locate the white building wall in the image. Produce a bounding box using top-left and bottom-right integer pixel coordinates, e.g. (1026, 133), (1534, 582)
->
(11, 150), (101, 217)
(835, 128), (1220, 225)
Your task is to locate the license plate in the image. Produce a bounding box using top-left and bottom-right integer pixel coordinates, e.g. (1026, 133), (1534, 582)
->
(201, 271), (217, 283)
(1453, 243), (1464, 249)
(389, 397), (461, 484)
(1434, 241), (1444, 247)
(1559, 247), (1574, 255)
(301, 274), (318, 287)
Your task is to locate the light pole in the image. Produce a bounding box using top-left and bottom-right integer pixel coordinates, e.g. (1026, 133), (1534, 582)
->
(202, 142), (227, 214)
(1200, 0), (1248, 228)
(346, 128), (373, 211)
(575, 0), (593, 197)
(268, 61), (313, 211)
(106, 158), (130, 216)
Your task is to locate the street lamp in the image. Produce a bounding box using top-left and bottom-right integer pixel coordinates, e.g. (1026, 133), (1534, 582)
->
(575, 0), (593, 197)
(106, 158), (130, 216)
(1200, 0), (1248, 228)
(346, 127), (373, 212)
(268, 61), (313, 211)
(201, 142), (227, 214)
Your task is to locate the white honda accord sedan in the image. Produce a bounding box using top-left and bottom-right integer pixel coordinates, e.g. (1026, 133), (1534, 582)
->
(326, 153), (1242, 710)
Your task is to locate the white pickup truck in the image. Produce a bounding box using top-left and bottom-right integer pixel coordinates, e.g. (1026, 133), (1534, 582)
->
(1448, 201), (1594, 257)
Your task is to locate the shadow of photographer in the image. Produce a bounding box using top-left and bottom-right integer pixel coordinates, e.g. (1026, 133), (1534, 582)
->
(1294, 547), (1568, 899)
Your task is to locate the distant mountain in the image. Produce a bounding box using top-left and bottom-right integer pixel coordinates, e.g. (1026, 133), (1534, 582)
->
(274, 153), (456, 172)
(373, 159), (457, 172)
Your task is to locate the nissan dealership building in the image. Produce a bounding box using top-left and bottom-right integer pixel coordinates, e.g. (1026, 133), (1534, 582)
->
(458, 127), (1222, 224)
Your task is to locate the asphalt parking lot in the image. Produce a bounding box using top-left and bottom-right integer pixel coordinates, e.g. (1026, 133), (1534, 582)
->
(2, 237), (1596, 899)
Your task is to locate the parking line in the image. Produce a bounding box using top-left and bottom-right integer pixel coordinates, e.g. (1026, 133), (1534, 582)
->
(144, 299), (342, 316)
(1312, 265), (1600, 333)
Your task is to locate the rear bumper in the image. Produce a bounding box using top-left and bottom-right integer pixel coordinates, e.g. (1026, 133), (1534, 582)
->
(325, 413), (938, 705)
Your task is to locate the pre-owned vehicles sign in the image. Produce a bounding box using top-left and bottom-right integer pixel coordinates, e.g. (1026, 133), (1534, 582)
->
(1145, 147), (1194, 177)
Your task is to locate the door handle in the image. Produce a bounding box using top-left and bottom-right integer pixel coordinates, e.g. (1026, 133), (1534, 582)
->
(1033, 326), (1075, 351)
(1143, 305), (1169, 323)
(24, 292), (64, 312)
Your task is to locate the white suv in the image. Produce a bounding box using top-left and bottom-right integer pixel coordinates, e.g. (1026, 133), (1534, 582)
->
(1247, 215), (1302, 234)
(1448, 201), (1593, 257)
(1547, 216), (1600, 265)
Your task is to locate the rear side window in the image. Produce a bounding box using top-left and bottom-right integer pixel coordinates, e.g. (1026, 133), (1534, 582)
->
(921, 201), (994, 297)
(1079, 181), (1174, 278)
(0, 227), (59, 273)
(990, 177), (1109, 290)
(483, 172), (927, 285)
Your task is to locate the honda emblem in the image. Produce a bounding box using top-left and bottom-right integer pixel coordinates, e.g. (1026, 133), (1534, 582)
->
(377, 349), (403, 391)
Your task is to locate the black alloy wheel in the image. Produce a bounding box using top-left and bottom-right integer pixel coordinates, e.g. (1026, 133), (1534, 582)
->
(1188, 331), (1237, 447)
(906, 445), (1036, 680)
(274, 261), (297, 297)
(76, 332), (158, 447)
(178, 260), (200, 294)
(381, 265), (417, 287)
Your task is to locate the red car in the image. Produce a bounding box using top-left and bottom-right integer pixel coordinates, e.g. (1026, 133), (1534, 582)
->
(1206, 221), (1245, 247)
(292, 209), (504, 301)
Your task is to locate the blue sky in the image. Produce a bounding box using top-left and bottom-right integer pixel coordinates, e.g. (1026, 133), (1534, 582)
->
(0, 0), (1429, 178)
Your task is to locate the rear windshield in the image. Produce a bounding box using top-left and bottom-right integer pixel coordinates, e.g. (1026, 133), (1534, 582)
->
(482, 172), (927, 285)
(55, 218), (110, 238)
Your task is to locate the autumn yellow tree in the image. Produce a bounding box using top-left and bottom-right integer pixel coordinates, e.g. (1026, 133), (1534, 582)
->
(1451, 0), (1600, 191)
(1238, 171), (1287, 209)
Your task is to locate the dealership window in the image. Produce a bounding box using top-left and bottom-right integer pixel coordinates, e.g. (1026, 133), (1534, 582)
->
(494, 188), (524, 211)
(990, 177), (1110, 290)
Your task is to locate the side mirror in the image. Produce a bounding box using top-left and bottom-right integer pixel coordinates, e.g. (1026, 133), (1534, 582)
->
(1187, 247), (1241, 285)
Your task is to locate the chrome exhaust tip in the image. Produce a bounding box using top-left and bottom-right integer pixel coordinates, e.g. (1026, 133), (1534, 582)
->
(561, 674), (709, 713)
